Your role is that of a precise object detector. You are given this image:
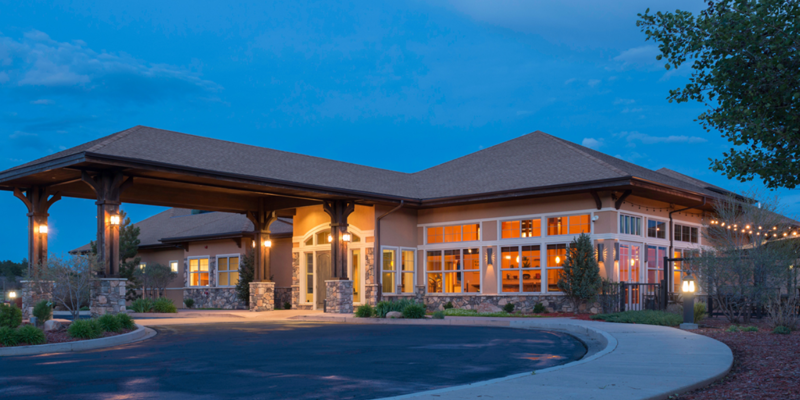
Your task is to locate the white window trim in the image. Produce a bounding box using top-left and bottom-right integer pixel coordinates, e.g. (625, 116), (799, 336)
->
(423, 246), (482, 296)
(187, 256), (210, 287)
(423, 222), (483, 245)
(619, 213), (643, 236)
(168, 260), (180, 273)
(543, 213), (593, 237)
(215, 253), (242, 288)
(497, 244), (544, 294)
(645, 217), (669, 240)
(381, 246), (399, 295)
(498, 217), (544, 241)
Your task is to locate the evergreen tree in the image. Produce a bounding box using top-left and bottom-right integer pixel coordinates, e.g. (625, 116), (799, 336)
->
(235, 250), (255, 307)
(557, 233), (602, 314)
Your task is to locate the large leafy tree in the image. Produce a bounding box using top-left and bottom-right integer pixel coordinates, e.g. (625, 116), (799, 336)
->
(638, 1), (800, 188)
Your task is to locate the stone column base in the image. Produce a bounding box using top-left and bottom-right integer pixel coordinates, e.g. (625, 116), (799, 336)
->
(90, 278), (127, 318)
(325, 280), (353, 314)
(290, 285), (300, 309)
(364, 284), (379, 306)
(21, 280), (54, 321)
(250, 281), (275, 311)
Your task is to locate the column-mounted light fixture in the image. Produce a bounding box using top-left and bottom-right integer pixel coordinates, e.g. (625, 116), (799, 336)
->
(38, 224), (48, 234)
(110, 214), (121, 226)
(342, 232), (352, 242)
(8, 291), (17, 299)
(682, 275), (696, 293)
(327, 234), (333, 242)
(263, 239), (272, 248)
(680, 273), (698, 329)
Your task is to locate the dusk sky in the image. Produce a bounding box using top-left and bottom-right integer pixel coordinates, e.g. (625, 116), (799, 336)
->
(1, 1), (797, 262)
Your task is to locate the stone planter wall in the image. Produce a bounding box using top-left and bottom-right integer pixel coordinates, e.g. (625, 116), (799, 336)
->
(325, 280), (353, 314)
(364, 284), (379, 306)
(90, 278), (127, 318)
(184, 288), (245, 310)
(249, 281), (275, 311)
(423, 294), (600, 314)
(274, 287), (292, 309)
(20, 280), (54, 321)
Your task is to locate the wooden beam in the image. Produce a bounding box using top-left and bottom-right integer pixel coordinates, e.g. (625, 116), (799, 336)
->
(615, 190), (632, 210)
(590, 190), (602, 210)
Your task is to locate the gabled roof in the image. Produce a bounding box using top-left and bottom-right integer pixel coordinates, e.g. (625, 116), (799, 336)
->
(1, 126), (727, 203)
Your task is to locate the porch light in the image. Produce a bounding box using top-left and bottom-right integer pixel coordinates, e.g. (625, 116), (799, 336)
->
(8, 291), (16, 299)
(109, 214), (121, 226)
(343, 232), (352, 242)
(682, 276), (696, 293)
(263, 239), (272, 248)
(38, 224), (48, 234)
(327, 234), (332, 242)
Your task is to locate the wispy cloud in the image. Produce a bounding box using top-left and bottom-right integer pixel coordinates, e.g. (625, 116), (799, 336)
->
(613, 98), (635, 105)
(31, 99), (54, 105)
(612, 45), (662, 70)
(587, 79), (600, 87)
(581, 137), (603, 149)
(617, 131), (708, 144)
(621, 107), (642, 113)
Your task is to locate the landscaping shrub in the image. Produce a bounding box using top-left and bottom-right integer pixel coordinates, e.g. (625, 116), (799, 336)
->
(375, 299), (416, 318)
(68, 319), (103, 339)
(15, 325), (46, 345)
(443, 301), (454, 309)
(402, 304), (426, 319)
(773, 326), (791, 335)
(741, 326), (758, 332)
(0, 303), (22, 329)
(355, 304), (374, 318)
(79, 306), (90, 311)
(184, 298), (195, 309)
(130, 298), (153, 313)
(694, 301), (707, 324)
(533, 303), (546, 314)
(284, 302), (292, 310)
(725, 325), (741, 333)
(117, 313), (136, 330)
(591, 310), (682, 326)
(432, 310), (445, 319)
(443, 308), (529, 318)
(503, 303), (515, 313)
(153, 298), (177, 313)
(33, 300), (52, 324)
(0, 326), (18, 346)
(98, 313), (121, 332)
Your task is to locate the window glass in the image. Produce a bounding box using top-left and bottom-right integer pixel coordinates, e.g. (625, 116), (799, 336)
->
(546, 244), (567, 292)
(189, 258), (209, 287)
(547, 217), (565, 235)
(463, 248), (480, 293)
(501, 221), (520, 239)
(382, 249), (396, 294)
(620, 215), (641, 235)
(501, 247), (519, 293)
(522, 219), (541, 238)
(169, 261), (178, 273)
(426, 251), (442, 293)
(569, 215), (590, 234)
(521, 245), (541, 292)
(548, 215), (590, 235)
(350, 234), (361, 243)
(316, 230), (332, 245)
(674, 224), (698, 243)
(352, 249), (361, 302)
(443, 250), (461, 293)
(444, 225), (462, 243)
(305, 253), (313, 302)
(462, 224), (480, 241)
(648, 220), (666, 239)
(646, 246), (665, 284)
(401, 250), (414, 293)
(304, 236), (314, 246)
(427, 227), (444, 244)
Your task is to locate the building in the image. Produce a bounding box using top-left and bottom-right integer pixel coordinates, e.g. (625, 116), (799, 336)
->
(1, 126), (743, 313)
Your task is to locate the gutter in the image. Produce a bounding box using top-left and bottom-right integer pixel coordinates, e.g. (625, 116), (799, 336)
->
(666, 197), (706, 298)
(374, 200), (404, 303)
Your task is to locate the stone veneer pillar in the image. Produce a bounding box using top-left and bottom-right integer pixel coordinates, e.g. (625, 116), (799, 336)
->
(364, 284), (379, 306)
(90, 278), (127, 317)
(249, 281), (275, 311)
(20, 280), (54, 321)
(325, 280), (353, 314)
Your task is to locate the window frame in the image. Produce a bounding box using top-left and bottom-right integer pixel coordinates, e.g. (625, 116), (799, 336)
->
(646, 218), (668, 239)
(382, 247), (417, 295)
(169, 260), (179, 274)
(424, 247), (482, 295)
(545, 243), (568, 293)
(381, 247), (398, 295)
(674, 223), (700, 244)
(499, 245), (542, 293)
(187, 256), (210, 287)
(215, 253), (242, 288)
(500, 217), (543, 240)
(425, 223), (482, 244)
(619, 214), (642, 236)
(545, 214), (591, 236)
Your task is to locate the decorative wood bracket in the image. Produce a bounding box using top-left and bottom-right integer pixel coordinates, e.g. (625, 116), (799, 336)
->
(615, 190), (632, 210)
(590, 191), (602, 210)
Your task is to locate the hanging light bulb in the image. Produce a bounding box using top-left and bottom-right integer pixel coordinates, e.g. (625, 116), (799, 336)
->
(745, 225), (750, 229)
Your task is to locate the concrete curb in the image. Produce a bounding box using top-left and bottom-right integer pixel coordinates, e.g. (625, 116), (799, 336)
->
(0, 324), (156, 357)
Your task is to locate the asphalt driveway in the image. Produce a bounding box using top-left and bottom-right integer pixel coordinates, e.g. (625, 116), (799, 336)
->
(0, 321), (586, 399)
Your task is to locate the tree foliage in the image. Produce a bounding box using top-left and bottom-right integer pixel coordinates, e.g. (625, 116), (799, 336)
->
(638, 1), (800, 188)
(135, 263), (177, 299)
(235, 250), (255, 306)
(34, 254), (98, 320)
(558, 233), (602, 313)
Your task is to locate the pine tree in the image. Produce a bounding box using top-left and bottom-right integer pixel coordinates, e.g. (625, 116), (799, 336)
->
(235, 250), (255, 307)
(557, 233), (602, 314)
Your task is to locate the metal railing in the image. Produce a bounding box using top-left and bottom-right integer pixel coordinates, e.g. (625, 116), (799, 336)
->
(620, 282), (663, 312)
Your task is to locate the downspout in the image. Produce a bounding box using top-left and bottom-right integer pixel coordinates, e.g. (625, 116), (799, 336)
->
(667, 196), (706, 298)
(374, 200), (404, 303)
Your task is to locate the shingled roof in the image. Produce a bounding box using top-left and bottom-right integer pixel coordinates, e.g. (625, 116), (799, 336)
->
(3, 125), (725, 201)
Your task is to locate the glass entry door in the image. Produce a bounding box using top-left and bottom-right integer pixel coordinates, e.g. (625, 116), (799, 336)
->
(619, 243), (641, 309)
(315, 251), (331, 310)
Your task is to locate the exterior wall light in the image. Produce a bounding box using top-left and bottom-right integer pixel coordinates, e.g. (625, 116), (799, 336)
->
(8, 291), (17, 299)
(38, 224), (48, 234)
(263, 239), (272, 248)
(680, 274), (697, 329)
(342, 232), (352, 242)
(110, 214), (121, 226)
(327, 234), (332, 242)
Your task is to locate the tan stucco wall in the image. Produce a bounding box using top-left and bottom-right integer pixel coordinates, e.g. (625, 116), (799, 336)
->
(482, 220), (498, 241)
(138, 248), (185, 289)
(594, 211), (617, 234)
(417, 194), (598, 225)
(377, 205), (417, 248)
(270, 237), (293, 287)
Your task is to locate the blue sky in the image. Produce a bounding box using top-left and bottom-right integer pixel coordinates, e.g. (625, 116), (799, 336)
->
(1, 0), (797, 262)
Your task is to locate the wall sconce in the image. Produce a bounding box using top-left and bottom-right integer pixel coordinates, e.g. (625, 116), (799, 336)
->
(252, 240), (256, 248)
(263, 239), (272, 248)
(110, 214), (121, 226)
(327, 234), (332, 242)
(343, 232), (352, 242)
(38, 224), (48, 234)
(8, 291), (16, 299)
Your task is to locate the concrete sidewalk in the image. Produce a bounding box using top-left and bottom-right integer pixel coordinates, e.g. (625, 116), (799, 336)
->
(132, 309), (324, 325)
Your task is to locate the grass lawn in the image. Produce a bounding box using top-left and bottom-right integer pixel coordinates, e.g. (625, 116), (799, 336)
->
(590, 310), (682, 326)
(438, 309), (545, 318)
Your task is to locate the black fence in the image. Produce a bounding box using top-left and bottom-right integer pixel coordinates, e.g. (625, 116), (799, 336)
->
(599, 282), (664, 313)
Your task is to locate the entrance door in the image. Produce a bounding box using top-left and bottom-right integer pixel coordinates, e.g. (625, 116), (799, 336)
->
(315, 251), (331, 310)
(351, 249), (361, 303)
(619, 243), (641, 309)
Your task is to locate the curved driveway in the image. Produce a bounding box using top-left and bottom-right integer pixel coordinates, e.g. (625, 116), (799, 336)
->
(0, 321), (586, 399)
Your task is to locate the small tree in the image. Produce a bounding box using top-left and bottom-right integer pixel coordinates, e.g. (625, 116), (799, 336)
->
(558, 233), (602, 314)
(136, 264), (176, 298)
(235, 250), (255, 307)
(33, 254), (98, 320)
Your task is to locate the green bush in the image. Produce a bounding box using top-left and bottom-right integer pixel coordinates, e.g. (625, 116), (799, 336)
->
(773, 326), (792, 335)
(152, 298), (177, 313)
(402, 304), (426, 319)
(503, 303), (515, 313)
(117, 313), (136, 330)
(591, 310), (682, 326)
(725, 325), (740, 333)
(533, 303), (546, 314)
(355, 304), (374, 318)
(130, 298), (153, 313)
(33, 300), (52, 324)
(79, 306), (90, 311)
(375, 299), (416, 318)
(98, 314), (121, 332)
(284, 302), (292, 310)
(0, 326), (18, 346)
(741, 326), (758, 332)
(432, 310), (445, 319)
(694, 301), (707, 324)
(443, 301), (454, 309)
(444, 308), (526, 318)
(0, 303), (22, 329)
(68, 319), (103, 339)
(15, 325), (46, 345)
(184, 298), (195, 308)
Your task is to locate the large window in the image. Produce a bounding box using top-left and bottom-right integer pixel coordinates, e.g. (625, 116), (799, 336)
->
(352, 249), (361, 303)
(427, 224), (481, 244)
(382, 249), (396, 293)
(400, 250), (415, 293)
(501, 245), (541, 293)
(647, 220), (666, 239)
(620, 214), (642, 235)
(305, 253), (313, 302)
(501, 219), (542, 239)
(547, 214), (590, 236)
(189, 258), (209, 287)
(546, 244), (567, 292)
(646, 246), (666, 284)
(217, 255), (240, 287)
(427, 248), (479, 293)
(427, 251), (443, 293)
(674, 224), (699, 243)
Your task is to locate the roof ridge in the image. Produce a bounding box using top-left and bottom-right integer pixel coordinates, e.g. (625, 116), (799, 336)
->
(86, 126), (144, 153)
(539, 133), (630, 178)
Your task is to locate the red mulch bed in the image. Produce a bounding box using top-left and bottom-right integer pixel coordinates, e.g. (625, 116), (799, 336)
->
(678, 317), (800, 400)
(0, 325), (133, 347)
